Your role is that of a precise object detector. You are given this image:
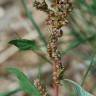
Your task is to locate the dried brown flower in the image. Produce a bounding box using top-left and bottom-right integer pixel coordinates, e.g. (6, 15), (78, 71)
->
(33, 0), (50, 13)
(47, 0), (72, 84)
(34, 0), (72, 85)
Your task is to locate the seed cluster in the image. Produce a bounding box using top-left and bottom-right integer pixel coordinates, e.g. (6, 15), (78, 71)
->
(33, 0), (49, 13)
(34, 0), (72, 85)
(47, 0), (72, 84)
(34, 79), (49, 96)
(47, 28), (64, 84)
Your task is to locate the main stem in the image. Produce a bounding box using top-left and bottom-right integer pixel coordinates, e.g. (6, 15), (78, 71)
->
(54, 84), (59, 96)
(53, 63), (59, 96)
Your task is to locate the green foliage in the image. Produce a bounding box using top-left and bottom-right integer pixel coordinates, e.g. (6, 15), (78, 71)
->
(7, 68), (41, 96)
(81, 54), (95, 86)
(64, 79), (93, 96)
(21, 0), (47, 46)
(9, 39), (39, 51)
(76, 0), (96, 15)
(3, 0), (96, 96)
(0, 93), (5, 96)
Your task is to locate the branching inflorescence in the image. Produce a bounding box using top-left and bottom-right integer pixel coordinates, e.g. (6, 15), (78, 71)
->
(47, 0), (72, 85)
(34, 0), (72, 95)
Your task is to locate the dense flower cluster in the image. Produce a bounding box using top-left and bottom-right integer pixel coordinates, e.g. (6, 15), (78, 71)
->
(33, 0), (49, 13)
(47, 0), (72, 84)
(34, 0), (72, 85)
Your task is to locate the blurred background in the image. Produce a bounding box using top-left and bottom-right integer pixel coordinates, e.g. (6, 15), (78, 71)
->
(0, 0), (96, 96)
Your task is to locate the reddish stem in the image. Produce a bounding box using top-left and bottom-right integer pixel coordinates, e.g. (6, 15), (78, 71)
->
(54, 84), (59, 96)
(53, 62), (59, 96)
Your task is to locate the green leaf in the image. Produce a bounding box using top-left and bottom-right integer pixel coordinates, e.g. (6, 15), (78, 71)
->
(9, 39), (39, 51)
(0, 93), (5, 96)
(64, 79), (93, 96)
(7, 68), (41, 96)
(81, 54), (95, 86)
